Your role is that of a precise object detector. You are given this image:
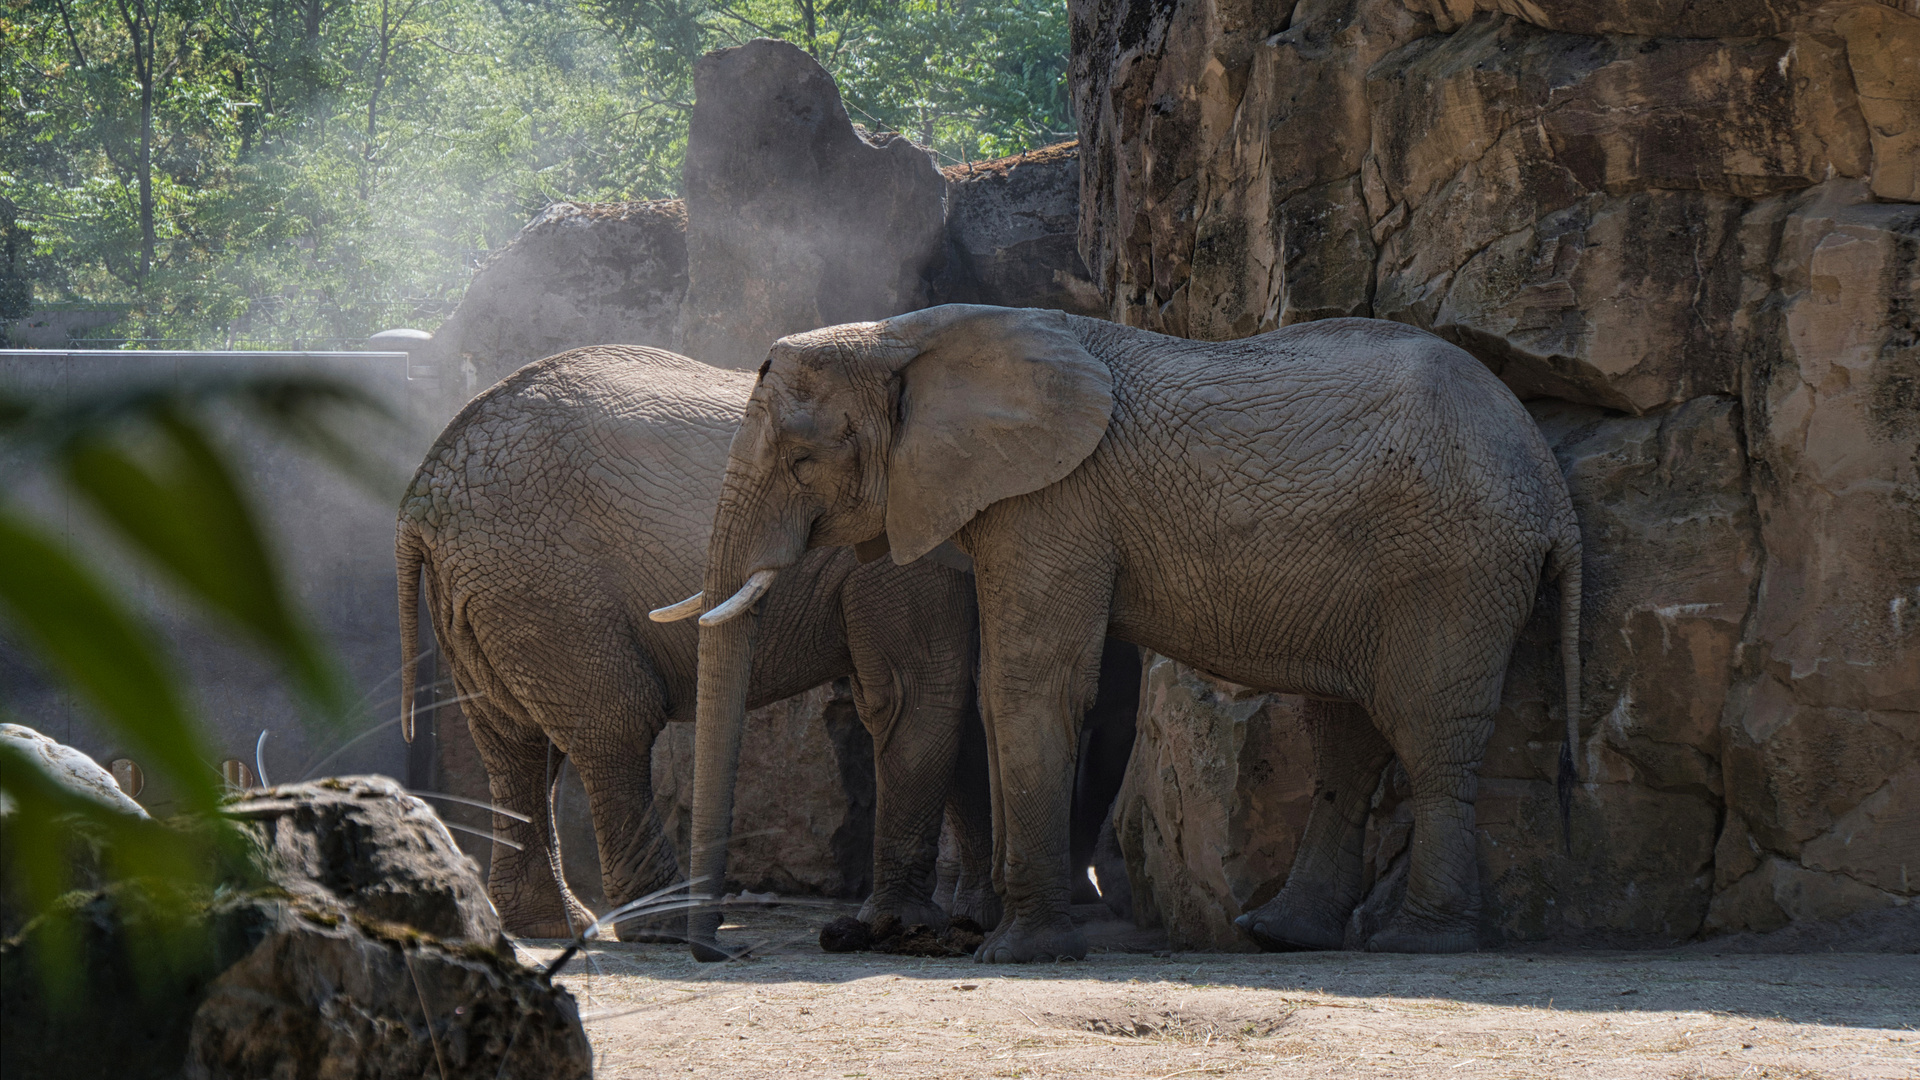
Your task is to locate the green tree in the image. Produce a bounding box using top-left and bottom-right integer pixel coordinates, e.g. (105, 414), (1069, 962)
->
(0, 0), (1070, 347)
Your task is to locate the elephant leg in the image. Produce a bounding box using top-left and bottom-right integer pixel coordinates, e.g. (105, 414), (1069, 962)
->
(971, 603), (1107, 964)
(1238, 699), (1393, 951)
(1363, 708), (1494, 953)
(561, 650), (681, 943)
(942, 699), (1000, 931)
(845, 576), (975, 932)
(466, 702), (594, 938)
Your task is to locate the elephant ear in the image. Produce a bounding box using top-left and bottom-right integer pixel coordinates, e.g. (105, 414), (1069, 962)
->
(880, 305), (1113, 564)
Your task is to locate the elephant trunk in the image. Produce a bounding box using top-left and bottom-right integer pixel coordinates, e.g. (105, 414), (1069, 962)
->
(686, 594), (757, 961)
(684, 433), (807, 959)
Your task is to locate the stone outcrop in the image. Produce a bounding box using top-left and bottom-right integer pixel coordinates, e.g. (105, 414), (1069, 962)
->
(2, 774), (589, 1079)
(678, 38), (948, 368)
(425, 199), (687, 395)
(940, 143), (1107, 315)
(1076, 0), (1918, 946)
(223, 776), (507, 946)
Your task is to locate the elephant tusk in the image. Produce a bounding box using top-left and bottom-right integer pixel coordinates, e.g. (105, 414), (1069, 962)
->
(698, 569), (778, 627)
(649, 591), (706, 622)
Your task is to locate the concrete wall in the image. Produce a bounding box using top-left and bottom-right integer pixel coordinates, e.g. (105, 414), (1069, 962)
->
(0, 350), (436, 811)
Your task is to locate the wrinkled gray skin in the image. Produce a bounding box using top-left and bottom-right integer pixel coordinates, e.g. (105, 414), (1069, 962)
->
(396, 345), (995, 940)
(688, 306), (1581, 962)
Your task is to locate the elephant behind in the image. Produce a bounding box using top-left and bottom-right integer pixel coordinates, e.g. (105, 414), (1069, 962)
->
(395, 345), (993, 939)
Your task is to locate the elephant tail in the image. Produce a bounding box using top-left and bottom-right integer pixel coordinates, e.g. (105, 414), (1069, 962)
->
(397, 521), (428, 744)
(1549, 523), (1582, 856)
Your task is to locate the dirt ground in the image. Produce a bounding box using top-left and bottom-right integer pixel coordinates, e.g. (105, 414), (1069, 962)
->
(515, 905), (1919, 1079)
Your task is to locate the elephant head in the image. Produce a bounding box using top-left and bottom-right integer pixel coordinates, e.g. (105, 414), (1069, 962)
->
(652, 305), (1113, 958)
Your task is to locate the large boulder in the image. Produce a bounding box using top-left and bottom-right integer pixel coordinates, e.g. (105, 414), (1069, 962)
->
(1, 773), (589, 1079)
(1075, 0), (1919, 945)
(222, 775), (507, 946)
(0, 722), (147, 820)
(423, 199), (687, 398)
(677, 38), (948, 367)
(1109, 660), (1314, 951)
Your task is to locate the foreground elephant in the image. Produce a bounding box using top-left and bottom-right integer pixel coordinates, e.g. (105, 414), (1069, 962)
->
(673, 305), (1582, 961)
(396, 345), (994, 939)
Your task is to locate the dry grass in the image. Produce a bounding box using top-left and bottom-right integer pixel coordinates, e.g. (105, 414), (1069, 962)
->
(515, 907), (1920, 1079)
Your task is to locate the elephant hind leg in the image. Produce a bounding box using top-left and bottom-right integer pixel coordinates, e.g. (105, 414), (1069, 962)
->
(528, 643), (681, 943)
(465, 699), (595, 939)
(1237, 699), (1392, 951)
(940, 704), (1000, 932)
(1363, 706), (1494, 954)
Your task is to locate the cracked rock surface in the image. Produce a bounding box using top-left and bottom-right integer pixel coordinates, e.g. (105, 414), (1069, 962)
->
(1075, 0), (1918, 948)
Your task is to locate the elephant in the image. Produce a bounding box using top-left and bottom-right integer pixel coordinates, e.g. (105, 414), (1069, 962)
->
(395, 344), (998, 940)
(669, 305), (1582, 962)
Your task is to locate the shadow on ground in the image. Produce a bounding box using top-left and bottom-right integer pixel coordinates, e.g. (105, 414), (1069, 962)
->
(521, 900), (1919, 1031)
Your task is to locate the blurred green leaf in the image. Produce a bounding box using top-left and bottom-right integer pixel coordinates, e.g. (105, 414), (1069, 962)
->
(62, 408), (350, 725)
(0, 511), (222, 817)
(0, 739), (244, 1008)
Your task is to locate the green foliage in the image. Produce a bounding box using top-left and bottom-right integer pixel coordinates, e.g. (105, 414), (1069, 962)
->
(1, 0), (1069, 347)
(0, 371), (379, 1004)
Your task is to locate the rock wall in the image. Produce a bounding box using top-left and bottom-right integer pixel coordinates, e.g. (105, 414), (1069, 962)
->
(1074, 0), (1918, 946)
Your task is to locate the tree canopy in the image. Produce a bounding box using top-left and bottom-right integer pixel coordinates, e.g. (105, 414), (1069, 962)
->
(0, 0), (1071, 347)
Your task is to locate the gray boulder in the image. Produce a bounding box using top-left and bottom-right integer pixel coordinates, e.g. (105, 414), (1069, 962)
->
(0, 722), (147, 820)
(1, 775), (589, 1080)
(224, 775), (505, 946)
(425, 199), (688, 396)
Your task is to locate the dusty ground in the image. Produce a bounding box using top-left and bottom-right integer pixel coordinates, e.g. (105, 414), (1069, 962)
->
(516, 906), (1919, 1079)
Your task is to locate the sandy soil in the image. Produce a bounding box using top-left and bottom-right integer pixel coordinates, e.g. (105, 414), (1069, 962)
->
(515, 907), (1919, 1079)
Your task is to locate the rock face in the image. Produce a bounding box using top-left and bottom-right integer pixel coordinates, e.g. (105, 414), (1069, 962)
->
(1075, 0), (1919, 946)
(940, 143), (1107, 315)
(425, 199), (687, 395)
(1, 776), (589, 1080)
(677, 38), (949, 368)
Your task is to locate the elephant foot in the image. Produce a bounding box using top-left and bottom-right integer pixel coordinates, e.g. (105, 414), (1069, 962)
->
(1234, 889), (1348, 952)
(947, 880), (1002, 933)
(859, 895), (948, 932)
(503, 914), (587, 940)
(1364, 910), (1477, 954)
(973, 914), (1087, 964)
(610, 915), (686, 944)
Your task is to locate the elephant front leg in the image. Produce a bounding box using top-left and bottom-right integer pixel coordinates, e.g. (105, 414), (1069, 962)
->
(972, 634), (1106, 964)
(1238, 699), (1392, 951)
(851, 672), (963, 933)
